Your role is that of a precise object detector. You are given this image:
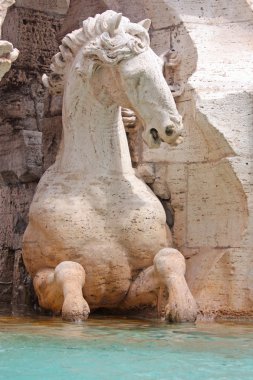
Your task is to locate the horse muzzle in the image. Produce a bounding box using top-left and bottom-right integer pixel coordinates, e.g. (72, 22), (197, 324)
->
(142, 126), (184, 149)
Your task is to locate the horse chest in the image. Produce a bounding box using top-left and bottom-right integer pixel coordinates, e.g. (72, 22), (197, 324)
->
(84, 180), (168, 259)
(32, 175), (168, 255)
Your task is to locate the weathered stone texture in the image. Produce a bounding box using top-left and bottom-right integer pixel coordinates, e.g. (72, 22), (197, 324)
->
(80, 0), (252, 317)
(0, 3), (65, 311)
(139, 0), (253, 317)
(22, 11), (197, 323)
(0, 183), (36, 308)
(58, 0), (107, 38)
(0, 0), (252, 319)
(15, 0), (69, 15)
(41, 115), (62, 171)
(3, 7), (64, 73)
(0, 128), (42, 183)
(0, 249), (14, 305)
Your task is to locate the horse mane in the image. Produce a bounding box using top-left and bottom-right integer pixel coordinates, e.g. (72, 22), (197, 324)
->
(42, 10), (150, 94)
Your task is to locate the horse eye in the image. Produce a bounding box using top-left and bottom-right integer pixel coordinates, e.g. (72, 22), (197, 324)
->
(165, 126), (174, 136)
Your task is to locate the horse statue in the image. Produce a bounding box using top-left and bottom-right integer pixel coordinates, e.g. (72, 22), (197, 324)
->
(22, 11), (197, 322)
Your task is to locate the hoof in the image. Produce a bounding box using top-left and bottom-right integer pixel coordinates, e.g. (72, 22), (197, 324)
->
(165, 300), (197, 323)
(62, 296), (90, 322)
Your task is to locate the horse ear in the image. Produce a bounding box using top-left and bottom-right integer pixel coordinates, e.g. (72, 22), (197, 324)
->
(108, 12), (122, 36)
(114, 13), (122, 30)
(138, 19), (151, 31)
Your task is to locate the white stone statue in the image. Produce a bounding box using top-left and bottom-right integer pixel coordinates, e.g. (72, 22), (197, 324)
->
(23, 10), (197, 322)
(0, 0), (19, 81)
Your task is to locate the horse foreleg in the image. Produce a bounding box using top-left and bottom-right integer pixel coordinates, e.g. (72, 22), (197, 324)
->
(122, 248), (197, 323)
(154, 248), (197, 323)
(122, 266), (159, 310)
(33, 261), (90, 321)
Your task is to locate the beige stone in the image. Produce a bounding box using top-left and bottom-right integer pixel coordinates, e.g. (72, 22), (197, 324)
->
(0, 0), (251, 320)
(23, 11), (197, 322)
(247, 0), (253, 11)
(139, 0), (253, 317)
(187, 160), (248, 248)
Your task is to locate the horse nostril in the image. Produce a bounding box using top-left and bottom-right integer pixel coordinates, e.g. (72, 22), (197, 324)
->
(165, 126), (174, 136)
(150, 128), (159, 141)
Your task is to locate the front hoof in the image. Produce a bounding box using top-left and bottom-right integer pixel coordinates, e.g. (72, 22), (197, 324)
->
(165, 301), (197, 323)
(62, 296), (90, 322)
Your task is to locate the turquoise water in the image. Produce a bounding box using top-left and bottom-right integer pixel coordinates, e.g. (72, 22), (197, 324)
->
(0, 315), (253, 380)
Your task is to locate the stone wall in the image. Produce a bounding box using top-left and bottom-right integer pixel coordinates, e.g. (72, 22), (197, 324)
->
(0, 0), (252, 318)
(0, 2), (66, 311)
(136, 0), (253, 317)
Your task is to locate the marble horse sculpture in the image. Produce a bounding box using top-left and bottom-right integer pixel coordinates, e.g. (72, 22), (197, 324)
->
(23, 11), (197, 322)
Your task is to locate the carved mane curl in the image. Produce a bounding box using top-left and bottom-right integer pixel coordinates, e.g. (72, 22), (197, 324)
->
(42, 10), (150, 94)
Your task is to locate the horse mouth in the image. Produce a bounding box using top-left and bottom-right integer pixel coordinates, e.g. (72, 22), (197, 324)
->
(142, 128), (183, 149)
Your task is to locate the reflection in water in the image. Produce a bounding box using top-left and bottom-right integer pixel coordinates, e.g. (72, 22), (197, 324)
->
(0, 314), (253, 380)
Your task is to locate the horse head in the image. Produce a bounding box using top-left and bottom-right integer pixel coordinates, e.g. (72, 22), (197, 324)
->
(42, 10), (183, 148)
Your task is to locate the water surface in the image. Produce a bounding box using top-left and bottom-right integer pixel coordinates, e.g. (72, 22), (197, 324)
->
(0, 315), (252, 380)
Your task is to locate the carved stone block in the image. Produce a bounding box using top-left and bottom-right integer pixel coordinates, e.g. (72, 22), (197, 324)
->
(0, 129), (42, 183)
(2, 7), (64, 73)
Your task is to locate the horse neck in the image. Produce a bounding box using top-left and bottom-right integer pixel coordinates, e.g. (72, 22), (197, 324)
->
(55, 73), (134, 178)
